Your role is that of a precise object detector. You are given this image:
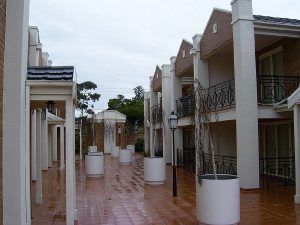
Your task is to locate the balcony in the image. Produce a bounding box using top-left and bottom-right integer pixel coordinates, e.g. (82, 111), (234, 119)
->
(151, 104), (163, 124)
(176, 95), (195, 118)
(257, 75), (300, 104)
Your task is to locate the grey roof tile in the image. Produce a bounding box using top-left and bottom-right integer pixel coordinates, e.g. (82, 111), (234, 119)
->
(254, 15), (300, 26)
(27, 66), (74, 81)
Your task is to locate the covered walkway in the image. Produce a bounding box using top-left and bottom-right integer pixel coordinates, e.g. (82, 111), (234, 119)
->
(32, 154), (300, 225)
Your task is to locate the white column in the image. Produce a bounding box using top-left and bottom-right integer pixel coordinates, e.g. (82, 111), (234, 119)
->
(170, 57), (183, 161)
(3, 0), (30, 224)
(79, 124), (82, 160)
(294, 104), (300, 203)
(162, 64), (172, 164)
(149, 77), (158, 155)
(192, 34), (209, 88)
(66, 99), (75, 225)
(144, 92), (150, 152)
(31, 110), (37, 181)
(41, 110), (48, 170)
(35, 110), (43, 203)
(52, 125), (58, 161)
(232, 0), (259, 189)
(48, 125), (53, 167)
(60, 124), (65, 170)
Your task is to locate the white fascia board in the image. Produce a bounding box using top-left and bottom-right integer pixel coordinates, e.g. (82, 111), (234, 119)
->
(288, 86), (300, 109)
(26, 80), (74, 87)
(30, 95), (71, 101)
(254, 23), (300, 38)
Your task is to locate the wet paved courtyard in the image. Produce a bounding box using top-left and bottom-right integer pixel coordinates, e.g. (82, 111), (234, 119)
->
(32, 154), (300, 225)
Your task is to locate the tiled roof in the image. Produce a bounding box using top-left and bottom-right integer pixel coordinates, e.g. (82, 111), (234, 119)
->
(27, 66), (74, 81)
(254, 15), (300, 26)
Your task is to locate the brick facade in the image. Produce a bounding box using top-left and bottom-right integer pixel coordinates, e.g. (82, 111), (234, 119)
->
(175, 40), (193, 77)
(0, 0), (5, 222)
(152, 66), (162, 92)
(256, 38), (300, 76)
(200, 9), (233, 59)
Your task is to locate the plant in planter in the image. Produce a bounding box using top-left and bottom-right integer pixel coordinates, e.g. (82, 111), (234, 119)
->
(194, 79), (240, 225)
(144, 105), (166, 184)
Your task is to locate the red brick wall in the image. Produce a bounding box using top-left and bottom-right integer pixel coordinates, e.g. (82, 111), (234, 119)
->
(200, 9), (233, 59)
(152, 66), (162, 92)
(175, 40), (193, 77)
(256, 38), (300, 76)
(0, 0), (5, 223)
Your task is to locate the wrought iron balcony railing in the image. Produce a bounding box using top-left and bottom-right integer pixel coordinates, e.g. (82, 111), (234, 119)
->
(204, 79), (236, 112)
(259, 157), (295, 187)
(151, 104), (163, 124)
(203, 153), (237, 175)
(177, 146), (196, 172)
(257, 75), (300, 104)
(176, 95), (195, 118)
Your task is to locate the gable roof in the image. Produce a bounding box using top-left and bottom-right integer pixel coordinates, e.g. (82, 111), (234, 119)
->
(152, 65), (162, 92)
(254, 15), (300, 26)
(175, 39), (193, 77)
(27, 66), (74, 81)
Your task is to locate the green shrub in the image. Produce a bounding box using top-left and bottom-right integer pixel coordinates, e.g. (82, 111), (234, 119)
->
(135, 137), (144, 152)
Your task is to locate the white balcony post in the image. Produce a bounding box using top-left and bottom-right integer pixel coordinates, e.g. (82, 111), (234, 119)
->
(41, 110), (48, 170)
(66, 99), (75, 225)
(3, 0), (30, 224)
(60, 124), (65, 170)
(192, 34), (209, 89)
(79, 124), (82, 159)
(162, 64), (172, 164)
(294, 104), (300, 203)
(31, 110), (37, 181)
(52, 125), (58, 161)
(149, 77), (158, 155)
(35, 110), (43, 203)
(231, 0), (259, 189)
(48, 124), (53, 167)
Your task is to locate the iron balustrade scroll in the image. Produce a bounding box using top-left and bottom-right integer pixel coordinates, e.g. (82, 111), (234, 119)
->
(257, 75), (300, 104)
(151, 104), (163, 124)
(203, 79), (235, 113)
(176, 95), (195, 118)
(259, 157), (295, 188)
(203, 153), (237, 175)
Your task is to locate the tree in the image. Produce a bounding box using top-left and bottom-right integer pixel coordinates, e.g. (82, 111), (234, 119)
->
(77, 81), (101, 146)
(77, 81), (101, 117)
(108, 86), (144, 144)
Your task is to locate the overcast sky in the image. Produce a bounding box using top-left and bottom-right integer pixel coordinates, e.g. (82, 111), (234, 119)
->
(29, 0), (300, 111)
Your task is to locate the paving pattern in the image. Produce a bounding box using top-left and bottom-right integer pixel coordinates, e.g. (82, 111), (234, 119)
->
(31, 154), (300, 225)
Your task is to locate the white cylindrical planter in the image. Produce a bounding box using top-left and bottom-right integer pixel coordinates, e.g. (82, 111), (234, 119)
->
(127, 144), (135, 153)
(197, 174), (240, 225)
(88, 145), (97, 153)
(111, 146), (120, 158)
(144, 157), (166, 185)
(85, 152), (104, 177)
(119, 149), (132, 165)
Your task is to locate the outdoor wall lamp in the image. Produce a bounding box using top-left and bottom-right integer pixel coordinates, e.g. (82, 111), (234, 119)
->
(168, 110), (178, 197)
(46, 100), (55, 114)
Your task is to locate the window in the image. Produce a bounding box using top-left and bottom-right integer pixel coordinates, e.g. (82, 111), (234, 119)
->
(182, 50), (186, 58)
(213, 23), (218, 34)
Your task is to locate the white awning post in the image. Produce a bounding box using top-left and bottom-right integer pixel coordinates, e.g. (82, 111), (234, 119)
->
(60, 123), (65, 170)
(35, 109), (43, 203)
(41, 110), (48, 170)
(48, 124), (53, 167)
(52, 125), (58, 161)
(31, 110), (37, 181)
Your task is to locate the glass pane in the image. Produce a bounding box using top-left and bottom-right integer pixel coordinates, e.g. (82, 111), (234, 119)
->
(260, 56), (271, 75)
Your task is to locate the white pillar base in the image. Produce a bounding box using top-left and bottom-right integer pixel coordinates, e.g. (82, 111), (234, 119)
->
(295, 195), (300, 204)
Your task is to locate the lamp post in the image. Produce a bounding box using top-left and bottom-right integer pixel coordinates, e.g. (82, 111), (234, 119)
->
(168, 111), (178, 197)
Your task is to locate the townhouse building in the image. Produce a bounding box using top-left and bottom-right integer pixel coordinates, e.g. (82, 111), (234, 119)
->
(145, 0), (300, 207)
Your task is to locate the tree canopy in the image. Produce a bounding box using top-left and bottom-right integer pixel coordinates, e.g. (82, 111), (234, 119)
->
(77, 81), (101, 117)
(108, 85), (144, 131)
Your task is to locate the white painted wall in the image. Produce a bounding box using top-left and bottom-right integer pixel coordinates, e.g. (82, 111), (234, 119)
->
(208, 57), (235, 86)
(211, 121), (236, 157)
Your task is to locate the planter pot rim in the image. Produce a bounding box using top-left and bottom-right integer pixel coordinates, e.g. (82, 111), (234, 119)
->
(144, 156), (164, 158)
(201, 174), (239, 180)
